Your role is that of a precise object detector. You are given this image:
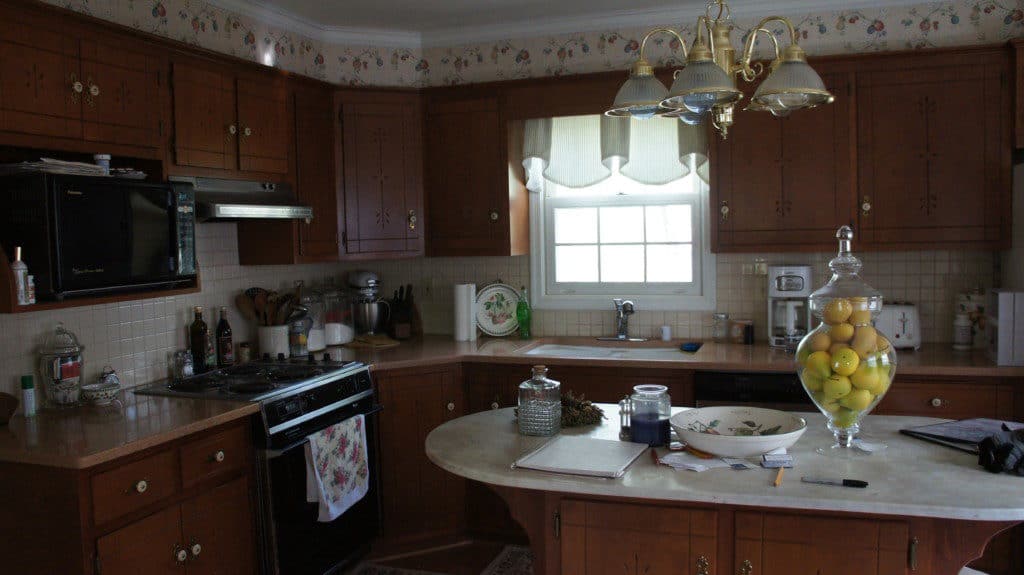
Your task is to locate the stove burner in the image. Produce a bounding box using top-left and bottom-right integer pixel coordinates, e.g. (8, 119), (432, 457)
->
(226, 380), (277, 394)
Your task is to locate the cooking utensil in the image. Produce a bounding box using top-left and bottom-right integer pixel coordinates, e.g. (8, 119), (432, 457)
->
(235, 293), (259, 323)
(245, 287), (268, 300)
(253, 291), (269, 326)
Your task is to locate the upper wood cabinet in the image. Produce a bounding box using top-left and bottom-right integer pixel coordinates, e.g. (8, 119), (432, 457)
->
(170, 59), (291, 177)
(293, 84), (342, 262)
(339, 91), (424, 258)
(712, 71), (854, 252)
(0, 4), (164, 156)
(857, 49), (1009, 249)
(424, 95), (530, 257)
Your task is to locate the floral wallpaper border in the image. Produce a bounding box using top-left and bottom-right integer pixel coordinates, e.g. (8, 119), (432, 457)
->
(42, 0), (1024, 87)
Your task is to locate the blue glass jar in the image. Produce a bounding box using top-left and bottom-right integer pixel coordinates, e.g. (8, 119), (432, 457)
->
(629, 384), (671, 446)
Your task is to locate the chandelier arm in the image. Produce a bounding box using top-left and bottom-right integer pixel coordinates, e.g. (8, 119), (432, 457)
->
(638, 27), (690, 63)
(705, 0), (730, 24)
(737, 27), (779, 81)
(694, 15), (715, 56)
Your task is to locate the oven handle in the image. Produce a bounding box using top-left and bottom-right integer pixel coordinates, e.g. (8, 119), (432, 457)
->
(264, 405), (383, 458)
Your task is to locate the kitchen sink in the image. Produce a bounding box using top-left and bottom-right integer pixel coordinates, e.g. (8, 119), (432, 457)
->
(523, 343), (686, 360)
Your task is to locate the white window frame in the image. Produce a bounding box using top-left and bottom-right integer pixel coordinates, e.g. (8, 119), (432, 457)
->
(529, 176), (716, 311)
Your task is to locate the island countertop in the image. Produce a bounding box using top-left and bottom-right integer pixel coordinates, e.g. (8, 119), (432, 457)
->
(425, 406), (1024, 521)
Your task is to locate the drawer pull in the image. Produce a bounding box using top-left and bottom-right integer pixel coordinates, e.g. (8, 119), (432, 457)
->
(447, 402), (455, 412)
(490, 401), (499, 410)
(930, 397), (945, 408)
(739, 559), (753, 575)
(212, 450), (226, 463)
(243, 126), (252, 137)
(134, 479), (148, 494)
(696, 555), (710, 575)
(174, 545), (188, 564)
(190, 542), (202, 558)
(227, 124), (237, 136)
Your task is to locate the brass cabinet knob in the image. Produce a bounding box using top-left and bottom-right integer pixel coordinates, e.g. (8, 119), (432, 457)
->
(134, 479), (148, 494)
(720, 201), (730, 221)
(696, 555), (710, 575)
(174, 546), (188, 563)
(89, 84), (100, 97)
(930, 397), (944, 408)
(212, 450), (226, 463)
(227, 124), (237, 136)
(243, 126), (252, 137)
(71, 80), (84, 94)
(447, 402), (455, 412)
(861, 196), (872, 216)
(739, 559), (753, 575)
(190, 542), (202, 557)
(408, 210), (418, 230)
(490, 402), (499, 410)
(489, 210), (499, 222)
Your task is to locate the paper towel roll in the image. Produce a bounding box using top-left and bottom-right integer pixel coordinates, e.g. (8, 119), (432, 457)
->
(454, 283), (476, 341)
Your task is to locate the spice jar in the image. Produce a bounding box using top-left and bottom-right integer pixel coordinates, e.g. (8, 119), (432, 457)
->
(518, 365), (561, 436)
(629, 385), (671, 446)
(712, 313), (729, 342)
(38, 322), (84, 408)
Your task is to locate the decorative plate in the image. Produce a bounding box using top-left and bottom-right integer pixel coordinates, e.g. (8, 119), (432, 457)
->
(476, 283), (521, 337)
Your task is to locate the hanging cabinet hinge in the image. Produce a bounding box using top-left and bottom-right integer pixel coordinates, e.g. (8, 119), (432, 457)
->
(553, 510), (561, 540)
(908, 537), (919, 571)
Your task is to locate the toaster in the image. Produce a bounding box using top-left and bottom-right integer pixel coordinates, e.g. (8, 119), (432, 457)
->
(874, 303), (921, 350)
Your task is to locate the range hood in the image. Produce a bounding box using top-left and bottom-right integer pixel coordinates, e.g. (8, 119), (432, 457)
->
(169, 176), (314, 222)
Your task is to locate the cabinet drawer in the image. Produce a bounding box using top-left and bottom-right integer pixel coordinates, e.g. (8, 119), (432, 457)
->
(92, 450), (178, 525)
(180, 424), (251, 489)
(877, 383), (1001, 419)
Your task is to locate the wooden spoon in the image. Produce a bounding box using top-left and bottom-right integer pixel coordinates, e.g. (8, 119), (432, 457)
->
(253, 291), (268, 326)
(234, 293), (259, 323)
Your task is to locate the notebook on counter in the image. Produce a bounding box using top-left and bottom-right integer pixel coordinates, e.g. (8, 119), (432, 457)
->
(512, 435), (648, 478)
(900, 418), (1024, 454)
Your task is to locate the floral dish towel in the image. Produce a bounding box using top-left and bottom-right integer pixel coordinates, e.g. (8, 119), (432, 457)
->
(305, 414), (369, 522)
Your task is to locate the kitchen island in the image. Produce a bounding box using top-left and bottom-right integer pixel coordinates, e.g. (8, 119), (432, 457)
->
(426, 407), (1024, 575)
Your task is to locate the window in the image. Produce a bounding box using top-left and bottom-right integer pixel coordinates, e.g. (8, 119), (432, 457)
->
(526, 115), (714, 311)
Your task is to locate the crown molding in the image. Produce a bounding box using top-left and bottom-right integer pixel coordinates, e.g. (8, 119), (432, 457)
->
(206, 0), (928, 51)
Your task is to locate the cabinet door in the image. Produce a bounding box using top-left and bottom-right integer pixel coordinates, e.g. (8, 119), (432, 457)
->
(734, 512), (908, 575)
(857, 58), (1006, 248)
(294, 86), (341, 261)
(425, 97), (506, 256)
(79, 35), (163, 149)
(171, 61), (237, 171)
(561, 500), (718, 575)
(96, 505), (184, 575)
(376, 366), (464, 543)
(237, 77), (290, 174)
(180, 476), (256, 575)
(713, 72), (851, 252)
(342, 98), (423, 256)
(0, 8), (82, 139)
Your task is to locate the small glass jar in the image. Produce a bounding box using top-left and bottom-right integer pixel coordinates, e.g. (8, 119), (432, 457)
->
(288, 316), (313, 358)
(323, 286), (355, 346)
(712, 313), (729, 342)
(518, 365), (561, 437)
(629, 385), (671, 446)
(172, 350), (194, 380)
(38, 323), (84, 408)
(303, 288), (326, 353)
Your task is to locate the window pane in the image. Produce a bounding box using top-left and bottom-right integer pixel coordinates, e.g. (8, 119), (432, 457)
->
(554, 208), (598, 244)
(600, 245), (645, 282)
(555, 245), (599, 282)
(647, 244), (693, 282)
(599, 207), (644, 243)
(646, 204), (692, 243)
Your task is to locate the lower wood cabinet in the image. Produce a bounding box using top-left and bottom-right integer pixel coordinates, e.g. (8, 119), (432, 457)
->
(376, 364), (465, 545)
(874, 376), (1015, 419)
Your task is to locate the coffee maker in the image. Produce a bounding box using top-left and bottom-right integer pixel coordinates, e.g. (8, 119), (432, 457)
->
(767, 265), (813, 349)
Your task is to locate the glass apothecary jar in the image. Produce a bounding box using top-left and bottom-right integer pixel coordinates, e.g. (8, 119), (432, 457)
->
(630, 384), (671, 446)
(518, 365), (561, 437)
(323, 286), (354, 346)
(795, 226), (897, 453)
(38, 322), (85, 408)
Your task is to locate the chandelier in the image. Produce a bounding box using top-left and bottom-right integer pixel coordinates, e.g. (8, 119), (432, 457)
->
(606, 0), (834, 139)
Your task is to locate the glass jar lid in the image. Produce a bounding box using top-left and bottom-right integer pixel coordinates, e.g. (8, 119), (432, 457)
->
(809, 226), (883, 320)
(40, 322), (83, 356)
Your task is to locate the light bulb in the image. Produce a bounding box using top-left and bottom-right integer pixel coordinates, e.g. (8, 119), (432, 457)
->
(682, 93), (716, 115)
(677, 110), (704, 125)
(630, 106), (660, 120)
(763, 92), (810, 111)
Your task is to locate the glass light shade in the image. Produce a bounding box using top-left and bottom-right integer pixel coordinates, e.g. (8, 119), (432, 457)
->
(606, 73), (669, 119)
(663, 108), (705, 125)
(663, 59), (742, 114)
(751, 59), (833, 113)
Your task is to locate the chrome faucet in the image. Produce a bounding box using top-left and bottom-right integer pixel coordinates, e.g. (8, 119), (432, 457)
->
(597, 298), (647, 342)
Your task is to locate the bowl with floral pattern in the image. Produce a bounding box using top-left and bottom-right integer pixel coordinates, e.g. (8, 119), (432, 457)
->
(670, 406), (807, 457)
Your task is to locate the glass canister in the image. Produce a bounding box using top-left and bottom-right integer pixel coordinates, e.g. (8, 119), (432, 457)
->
(629, 384), (671, 446)
(303, 288), (326, 353)
(323, 286), (355, 346)
(38, 322), (85, 408)
(795, 226), (897, 453)
(518, 365), (561, 436)
(712, 313), (729, 342)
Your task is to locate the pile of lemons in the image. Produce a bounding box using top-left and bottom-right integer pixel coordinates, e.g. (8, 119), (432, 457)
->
(796, 297), (894, 429)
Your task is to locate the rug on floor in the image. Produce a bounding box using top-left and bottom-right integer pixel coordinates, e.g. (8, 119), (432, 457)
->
(481, 545), (533, 575)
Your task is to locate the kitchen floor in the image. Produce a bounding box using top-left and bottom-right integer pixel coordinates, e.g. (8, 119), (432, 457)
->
(356, 540), (522, 575)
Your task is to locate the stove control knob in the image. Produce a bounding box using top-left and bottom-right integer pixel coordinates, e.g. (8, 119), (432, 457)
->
(307, 355), (316, 364)
(323, 353), (332, 363)
(277, 353), (286, 362)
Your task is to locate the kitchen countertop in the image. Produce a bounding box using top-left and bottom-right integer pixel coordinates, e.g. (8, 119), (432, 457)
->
(0, 390), (258, 469)
(356, 335), (1024, 378)
(426, 405), (1024, 521)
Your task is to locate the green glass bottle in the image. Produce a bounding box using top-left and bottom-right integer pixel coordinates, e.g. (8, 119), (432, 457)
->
(516, 287), (532, 339)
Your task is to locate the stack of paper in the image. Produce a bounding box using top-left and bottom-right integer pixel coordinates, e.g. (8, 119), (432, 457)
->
(513, 435), (647, 478)
(657, 452), (730, 472)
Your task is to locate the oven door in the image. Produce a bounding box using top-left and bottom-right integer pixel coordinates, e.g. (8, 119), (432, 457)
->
(258, 400), (382, 575)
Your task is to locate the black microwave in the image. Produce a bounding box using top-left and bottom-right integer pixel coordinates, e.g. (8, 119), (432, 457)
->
(0, 173), (196, 300)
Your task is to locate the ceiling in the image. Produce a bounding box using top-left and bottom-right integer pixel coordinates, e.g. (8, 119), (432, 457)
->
(208, 0), (916, 48)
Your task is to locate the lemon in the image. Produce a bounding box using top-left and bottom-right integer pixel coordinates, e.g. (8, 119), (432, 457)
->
(806, 351), (832, 379)
(802, 368), (824, 392)
(851, 325), (878, 358)
(831, 348), (860, 376)
(833, 408), (859, 428)
(822, 299), (853, 325)
(823, 374), (852, 399)
(821, 399), (842, 414)
(829, 342), (851, 356)
(875, 335), (892, 353)
(840, 388), (873, 411)
(875, 371), (892, 396)
(850, 309), (873, 326)
(809, 331), (832, 352)
(850, 364), (880, 393)
(830, 323), (855, 343)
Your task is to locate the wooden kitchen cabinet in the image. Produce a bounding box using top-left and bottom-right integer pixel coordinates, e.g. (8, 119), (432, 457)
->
(856, 48), (1010, 249)
(339, 91), (424, 258)
(376, 365), (465, 545)
(424, 95), (529, 257)
(560, 500), (718, 575)
(712, 71), (853, 252)
(293, 84), (342, 261)
(170, 58), (291, 177)
(874, 376), (1015, 420)
(96, 505), (184, 575)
